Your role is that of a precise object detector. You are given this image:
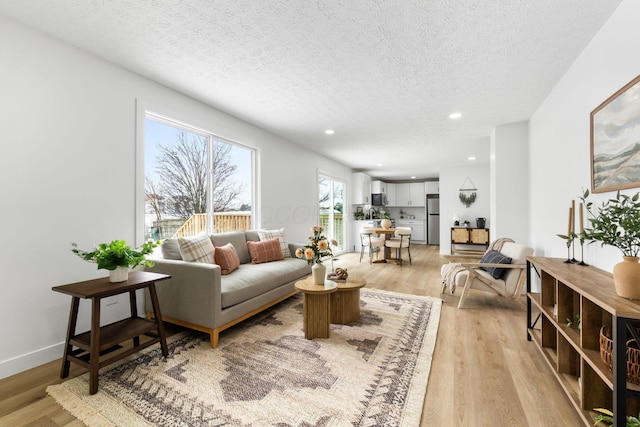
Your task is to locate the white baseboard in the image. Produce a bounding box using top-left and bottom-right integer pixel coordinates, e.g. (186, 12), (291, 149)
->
(0, 342), (64, 380)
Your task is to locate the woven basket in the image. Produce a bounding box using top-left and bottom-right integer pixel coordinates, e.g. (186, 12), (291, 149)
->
(599, 325), (640, 385)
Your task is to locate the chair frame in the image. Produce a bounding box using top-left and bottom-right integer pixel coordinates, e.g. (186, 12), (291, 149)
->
(359, 229), (384, 264)
(385, 231), (412, 266)
(441, 262), (527, 308)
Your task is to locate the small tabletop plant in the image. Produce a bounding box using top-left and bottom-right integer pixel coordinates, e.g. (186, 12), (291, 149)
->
(580, 189), (640, 257)
(71, 239), (160, 271)
(295, 226), (332, 264)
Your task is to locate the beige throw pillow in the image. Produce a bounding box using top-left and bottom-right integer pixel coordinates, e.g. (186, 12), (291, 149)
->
(178, 235), (214, 264)
(258, 228), (291, 258)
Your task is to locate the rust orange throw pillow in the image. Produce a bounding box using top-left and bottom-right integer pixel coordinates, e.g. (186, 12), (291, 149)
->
(214, 243), (240, 275)
(247, 238), (284, 264)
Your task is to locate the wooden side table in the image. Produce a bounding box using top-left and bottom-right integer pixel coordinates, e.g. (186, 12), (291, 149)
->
(294, 277), (337, 339)
(52, 271), (170, 395)
(330, 276), (366, 324)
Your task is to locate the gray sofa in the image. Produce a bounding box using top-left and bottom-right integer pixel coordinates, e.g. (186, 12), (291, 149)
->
(144, 230), (311, 348)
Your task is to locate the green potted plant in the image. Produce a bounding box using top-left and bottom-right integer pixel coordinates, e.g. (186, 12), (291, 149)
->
(594, 408), (640, 426)
(581, 189), (640, 298)
(71, 239), (160, 282)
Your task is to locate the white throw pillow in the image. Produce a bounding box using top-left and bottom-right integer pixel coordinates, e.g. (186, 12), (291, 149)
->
(258, 228), (291, 258)
(178, 235), (214, 264)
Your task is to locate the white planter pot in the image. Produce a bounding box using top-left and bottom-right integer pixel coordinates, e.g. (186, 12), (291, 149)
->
(109, 266), (129, 283)
(311, 263), (326, 285)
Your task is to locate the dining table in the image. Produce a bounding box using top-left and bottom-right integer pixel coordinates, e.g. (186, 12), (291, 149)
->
(372, 227), (396, 263)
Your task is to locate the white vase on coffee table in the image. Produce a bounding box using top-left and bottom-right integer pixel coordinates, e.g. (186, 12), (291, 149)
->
(311, 263), (326, 285)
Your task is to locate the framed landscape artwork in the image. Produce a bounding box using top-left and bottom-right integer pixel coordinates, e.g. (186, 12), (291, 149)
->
(591, 74), (640, 193)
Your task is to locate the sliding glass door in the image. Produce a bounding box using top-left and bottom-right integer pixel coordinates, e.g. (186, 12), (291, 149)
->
(318, 174), (346, 254)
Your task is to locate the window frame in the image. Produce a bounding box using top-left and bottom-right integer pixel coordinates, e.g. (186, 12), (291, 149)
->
(135, 100), (257, 245)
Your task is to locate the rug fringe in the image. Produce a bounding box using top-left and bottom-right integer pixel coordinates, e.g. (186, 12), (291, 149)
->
(47, 385), (116, 427)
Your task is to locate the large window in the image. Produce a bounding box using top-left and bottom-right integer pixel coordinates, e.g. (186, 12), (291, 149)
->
(318, 174), (345, 254)
(144, 114), (254, 239)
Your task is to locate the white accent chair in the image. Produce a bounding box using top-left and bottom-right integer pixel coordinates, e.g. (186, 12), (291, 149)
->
(360, 227), (385, 264)
(441, 241), (533, 308)
(384, 227), (412, 266)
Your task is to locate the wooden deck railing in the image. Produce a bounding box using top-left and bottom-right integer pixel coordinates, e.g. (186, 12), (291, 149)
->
(172, 212), (252, 238)
(165, 212), (344, 248)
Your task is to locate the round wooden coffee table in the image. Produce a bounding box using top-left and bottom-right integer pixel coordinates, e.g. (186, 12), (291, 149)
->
(294, 277), (337, 339)
(330, 276), (366, 324)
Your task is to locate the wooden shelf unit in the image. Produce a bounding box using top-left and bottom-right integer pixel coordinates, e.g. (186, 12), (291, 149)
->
(450, 227), (490, 255)
(526, 257), (640, 425)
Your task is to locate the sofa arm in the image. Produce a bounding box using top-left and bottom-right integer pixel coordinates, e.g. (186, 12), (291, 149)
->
(144, 259), (223, 330)
(288, 242), (306, 257)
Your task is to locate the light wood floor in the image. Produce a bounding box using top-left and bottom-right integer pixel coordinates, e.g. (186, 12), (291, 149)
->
(0, 244), (582, 426)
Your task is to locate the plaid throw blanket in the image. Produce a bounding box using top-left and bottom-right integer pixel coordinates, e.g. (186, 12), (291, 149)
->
(441, 238), (514, 293)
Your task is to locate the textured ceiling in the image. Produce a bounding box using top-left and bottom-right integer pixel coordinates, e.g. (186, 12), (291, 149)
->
(0, 0), (622, 180)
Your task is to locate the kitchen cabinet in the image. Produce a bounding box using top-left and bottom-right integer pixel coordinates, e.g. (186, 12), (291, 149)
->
(386, 183), (396, 206)
(395, 182), (425, 207)
(426, 181), (439, 194)
(352, 173), (371, 205)
(398, 220), (426, 243)
(371, 180), (386, 194)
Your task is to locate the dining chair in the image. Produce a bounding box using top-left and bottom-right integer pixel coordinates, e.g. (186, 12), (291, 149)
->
(384, 227), (412, 266)
(360, 227), (385, 264)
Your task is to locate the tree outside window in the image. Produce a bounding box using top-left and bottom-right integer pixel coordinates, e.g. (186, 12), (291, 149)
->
(145, 116), (254, 238)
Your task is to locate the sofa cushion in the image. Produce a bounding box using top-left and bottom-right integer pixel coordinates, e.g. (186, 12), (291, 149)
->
(247, 238), (284, 264)
(161, 238), (182, 260)
(211, 231), (251, 264)
(220, 258), (310, 308)
(479, 249), (512, 279)
(214, 243), (241, 275)
(258, 228), (291, 258)
(178, 235), (214, 264)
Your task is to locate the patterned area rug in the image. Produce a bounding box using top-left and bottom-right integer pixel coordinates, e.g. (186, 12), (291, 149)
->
(48, 288), (442, 426)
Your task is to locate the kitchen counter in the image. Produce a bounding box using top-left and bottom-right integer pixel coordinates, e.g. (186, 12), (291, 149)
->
(397, 219), (426, 243)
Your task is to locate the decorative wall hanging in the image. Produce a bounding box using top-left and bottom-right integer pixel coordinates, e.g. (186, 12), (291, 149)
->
(458, 176), (477, 207)
(591, 73), (640, 193)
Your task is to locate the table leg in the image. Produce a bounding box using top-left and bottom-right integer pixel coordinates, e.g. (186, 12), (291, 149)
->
(302, 292), (331, 339)
(129, 291), (140, 347)
(60, 297), (79, 378)
(147, 283), (168, 356)
(331, 289), (361, 324)
(89, 297), (101, 395)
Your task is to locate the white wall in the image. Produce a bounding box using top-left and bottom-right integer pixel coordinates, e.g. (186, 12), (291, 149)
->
(0, 16), (351, 378)
(491, 121), (529, 245)
(439, 163), (490, 255)
(529, 0), (640, 271)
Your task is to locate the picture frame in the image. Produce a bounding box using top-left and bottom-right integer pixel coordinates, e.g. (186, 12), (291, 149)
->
(591, 73), (640, 193)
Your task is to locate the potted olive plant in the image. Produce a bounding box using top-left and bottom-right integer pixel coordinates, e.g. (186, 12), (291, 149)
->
(71, 239), (160, 282)
(581, 189), (640, 299)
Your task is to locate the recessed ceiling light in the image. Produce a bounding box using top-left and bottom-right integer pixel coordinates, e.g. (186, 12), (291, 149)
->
(377, 163), (383, 167)
(411, 176), (417, 179)
(324, 129), (335, 135)
(468, 156), (476, 160)
(449, 112), (462, 119)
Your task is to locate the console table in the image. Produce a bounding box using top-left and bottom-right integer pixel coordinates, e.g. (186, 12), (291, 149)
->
(52, 271), (170, 394)
(450, 227), (490, 256)
(527, 257), (640, 425)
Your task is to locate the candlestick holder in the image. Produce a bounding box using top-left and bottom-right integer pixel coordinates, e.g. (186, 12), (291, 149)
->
(564, 240), (573, 263)
(578, 235), (588, 266)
